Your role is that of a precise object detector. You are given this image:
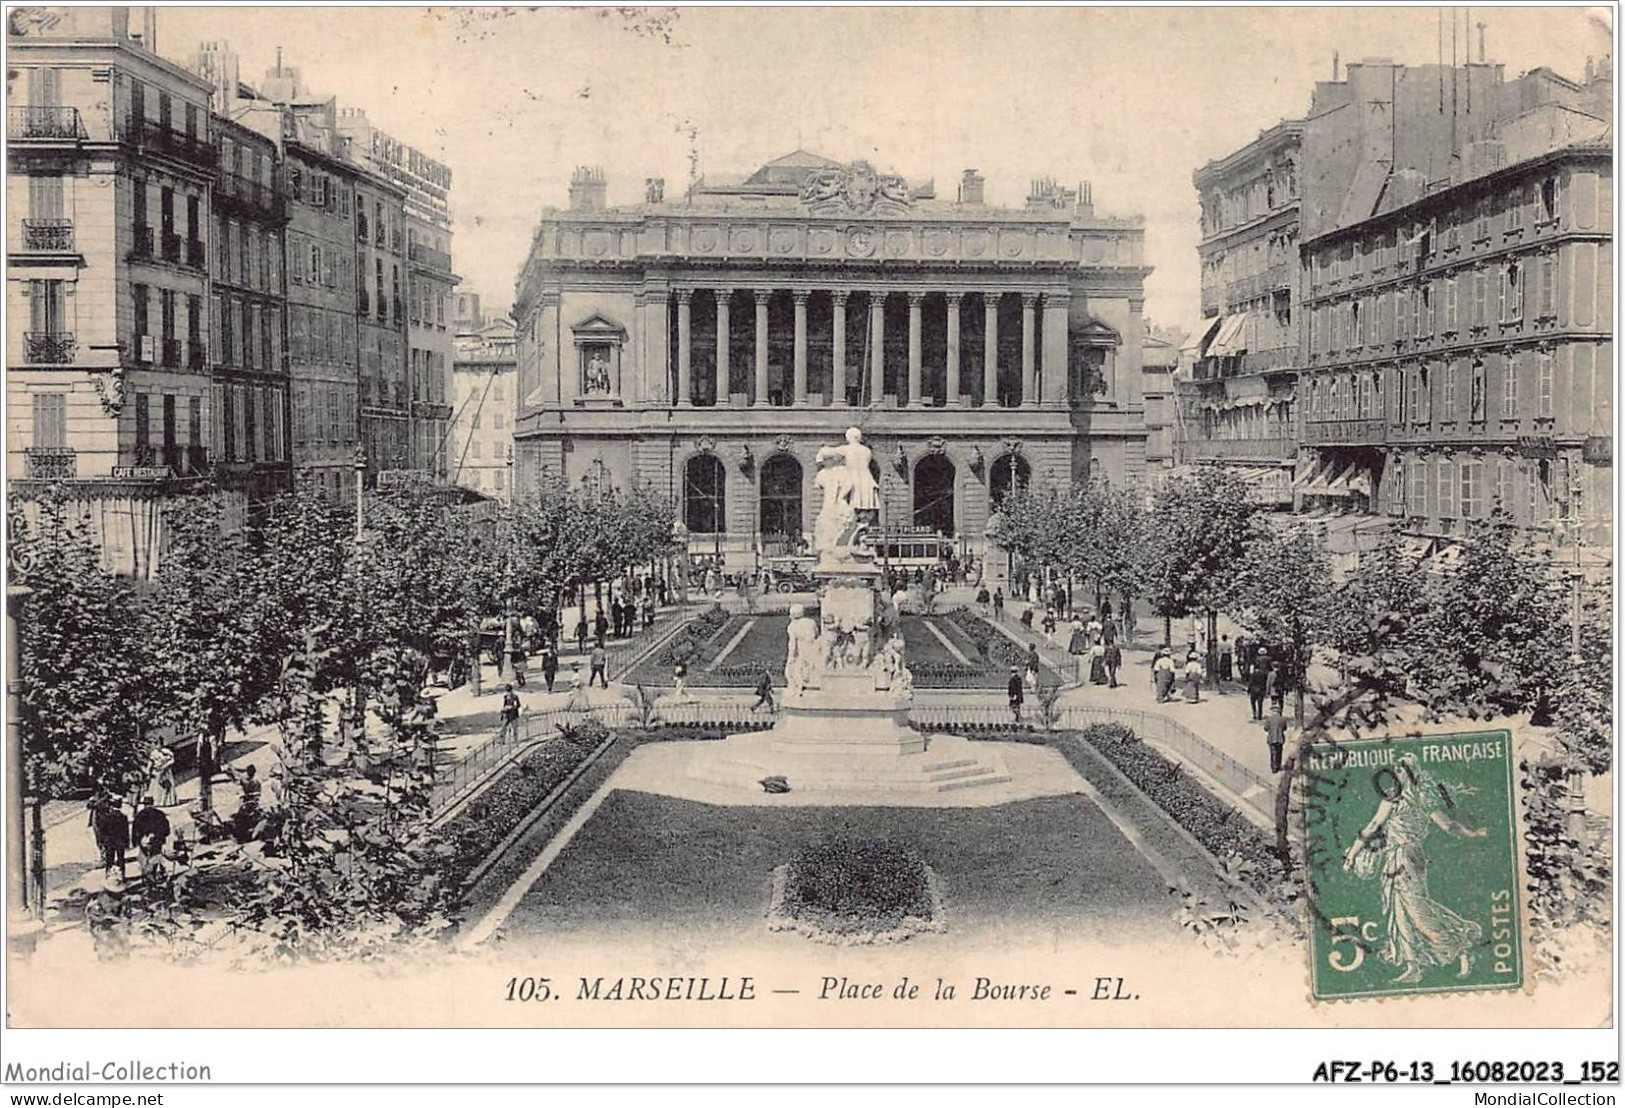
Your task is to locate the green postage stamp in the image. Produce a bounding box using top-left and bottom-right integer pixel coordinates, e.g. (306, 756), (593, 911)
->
(1299, 729), (1524, 1001)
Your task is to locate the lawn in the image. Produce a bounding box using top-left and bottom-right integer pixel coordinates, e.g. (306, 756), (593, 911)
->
(625, 612), (1059, 689)
(498, 790), (1176, 946)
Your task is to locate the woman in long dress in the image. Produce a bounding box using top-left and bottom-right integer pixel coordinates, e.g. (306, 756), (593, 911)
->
(1342, 754), (1489, 983)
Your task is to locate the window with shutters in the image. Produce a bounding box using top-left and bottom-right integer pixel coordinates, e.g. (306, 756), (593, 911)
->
(132, 283), (149, 342)
(1409, 453), (1427, 515)
(1443, 276), (1458, 332)
(1351, 300), (1363, 347)
(1418, 364), (1431, 422)
(31, 393), (66, 449)
(187, 294), (201, 346)
(160, 288), (176, 350)
(188, 396), (202, 449)
(1475, 198), (1490, 242)
(135, 393), (150, 457)
(323, 248), (335, 287)
(1539, 256), (1557, 318)
(1438, 457), (1456, 518)
(28, 174), (64, 220)
(1537, 351), (1554, 418)
(221, 297), (235, 367)
(308, 244), (319, 284)
(1388, 456), (1405, 513)
(1506, 186), (1523, 232)
(1472, 270), (1488, 327)
(1504, 263), (1522, 322)
(1540, 177), (1559, 221)
(1470, 359), (1486, 422)
(1442, 361), (1457, 418)
(1460, 459), (1482, 519)
(243, 228), (255, 291)
(1496, 458), (1515, 515)
(1395, 287), (1409, 341)
(1501, 353), (1520, 418)
(210, 295), (222, 362)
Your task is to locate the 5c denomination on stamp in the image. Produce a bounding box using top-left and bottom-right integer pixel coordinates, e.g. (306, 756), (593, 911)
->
(1299, 729), (1524, 1001)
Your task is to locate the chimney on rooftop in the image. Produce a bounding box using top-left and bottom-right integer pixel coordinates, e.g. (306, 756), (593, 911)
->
(1076, 180), (1094, 216)
(958, 168), (985, 206)
(569, 166), (608, 212)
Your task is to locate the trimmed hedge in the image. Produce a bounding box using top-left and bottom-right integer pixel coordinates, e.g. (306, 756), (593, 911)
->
(1074, 723), (1284, 880)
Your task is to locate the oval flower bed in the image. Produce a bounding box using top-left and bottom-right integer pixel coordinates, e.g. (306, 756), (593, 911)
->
(767, 839), (944, 945)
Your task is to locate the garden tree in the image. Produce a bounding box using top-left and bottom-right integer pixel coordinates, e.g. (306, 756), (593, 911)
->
(151, 494), (284, 813)
(230, 632), (459, 959)
(1086, 482), (1155, 628)
(986, 483), (1068, 591)
(350, 483), (485, 697)
(1321, 531), (1437, 718)
(13, 496), (157, 797)
(1409, 507), (1567, 722)
(1148, 468), (1257, 652)
(250, 482), (367, 716)
(1228, 522), (1337, 726)
(1551, 570), (1611, 775)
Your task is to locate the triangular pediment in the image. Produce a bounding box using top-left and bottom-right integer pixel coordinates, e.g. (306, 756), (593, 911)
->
(1076, 320), (1122, 345)
(570, 313), (627, 337)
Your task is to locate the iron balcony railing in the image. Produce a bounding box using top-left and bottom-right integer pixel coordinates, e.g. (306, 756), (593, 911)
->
(129, 120), (218, 167)
(8, 105), (86, 141)
(408, 241), (453, 272)
(161, 230), (183, 263)
(187, 238), (207, 269)
(21, 218), (74, 251)
(161, 338), (183, 367)
(130, 225), (155, 260)
(1182, 436), (1297, 461)
(1301, 418), (1389, 446)
(23, 447), (76, 480)
(24, 331), (75, 364)
(188, 339), (207, 370)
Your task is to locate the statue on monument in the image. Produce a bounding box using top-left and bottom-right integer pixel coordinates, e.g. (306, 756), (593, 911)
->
(812, 427), (881, 565)
(784, 603), (822, 693)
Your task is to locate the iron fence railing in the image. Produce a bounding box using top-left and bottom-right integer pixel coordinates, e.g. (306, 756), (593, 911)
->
(9, 105), (85, 140)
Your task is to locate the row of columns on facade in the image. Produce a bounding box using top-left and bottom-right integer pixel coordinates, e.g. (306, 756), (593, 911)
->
(672, 288), (1065, 409)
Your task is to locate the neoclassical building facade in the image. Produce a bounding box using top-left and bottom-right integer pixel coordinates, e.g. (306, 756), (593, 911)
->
(512, 152), (1151, 566)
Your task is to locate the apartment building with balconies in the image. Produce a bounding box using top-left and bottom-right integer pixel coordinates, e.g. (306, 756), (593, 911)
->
(339, 108), (458, 482)
(208, 114), (291, 502)
(7, 6), (234, 577)
(1175, 119), (1304, 507)
(1294, 55), (1612, 555)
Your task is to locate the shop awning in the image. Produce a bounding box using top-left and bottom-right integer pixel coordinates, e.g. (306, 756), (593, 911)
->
(1192, 316), (1222, 353)
(1398, 536), (1435, 559)
(1292, 457), (1323, 489)
(1207, 313), (1252, 357)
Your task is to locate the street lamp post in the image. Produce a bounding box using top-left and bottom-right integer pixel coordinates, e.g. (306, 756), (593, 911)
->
(353, 446), (367, 543)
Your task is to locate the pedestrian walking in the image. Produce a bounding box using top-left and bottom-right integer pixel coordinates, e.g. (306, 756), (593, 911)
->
(1183, 651), (1204, 703)
(1247, 648), (1270, 720)
(1152, 649), (1177, 703)
(565, 663), (593, 713)
(88, 788), (128, 881)
(1104, 640), (1122, 688)
(1234, 634), (1250, 682)
(509, 638), (528, 687)
(1268, 661), (1287, 715)
(147, 744), (177, 807)
(1218, 634), (1234, 684)
(574, 617), (589, 655)
(1087, 611), (1104, 645)
(992, 588), (1005, 620)
(976, 586), (991, 613)
(1262, 709), (1290, 773)
(589, 642), (609, 688)
(671, 661), (690, 702)
(1025, 643), (1041, 690)
(1007, 668), (1025, 724)
(131, 796), (170, 882)
(1068, 616), (1089, 656)
(1088, 640), (1107, 686)
(753, 668), (775, 714)
(540, 644), (558, 693)
(499, 683), (522, 743)
(594, 609), (610, 644)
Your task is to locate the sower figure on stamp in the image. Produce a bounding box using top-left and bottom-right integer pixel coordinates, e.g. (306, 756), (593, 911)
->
(1342, 753), (1489, 983)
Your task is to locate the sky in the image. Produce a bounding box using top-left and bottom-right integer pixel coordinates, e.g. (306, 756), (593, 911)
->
(159, 5), (1612, 329)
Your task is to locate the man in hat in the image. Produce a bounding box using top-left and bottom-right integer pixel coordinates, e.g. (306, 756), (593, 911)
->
(1247, 648), (1271, 720)
(1007, 667), (1025, 724)
(1262, 707), (1291, 773)
(131, 796), (171, 882)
